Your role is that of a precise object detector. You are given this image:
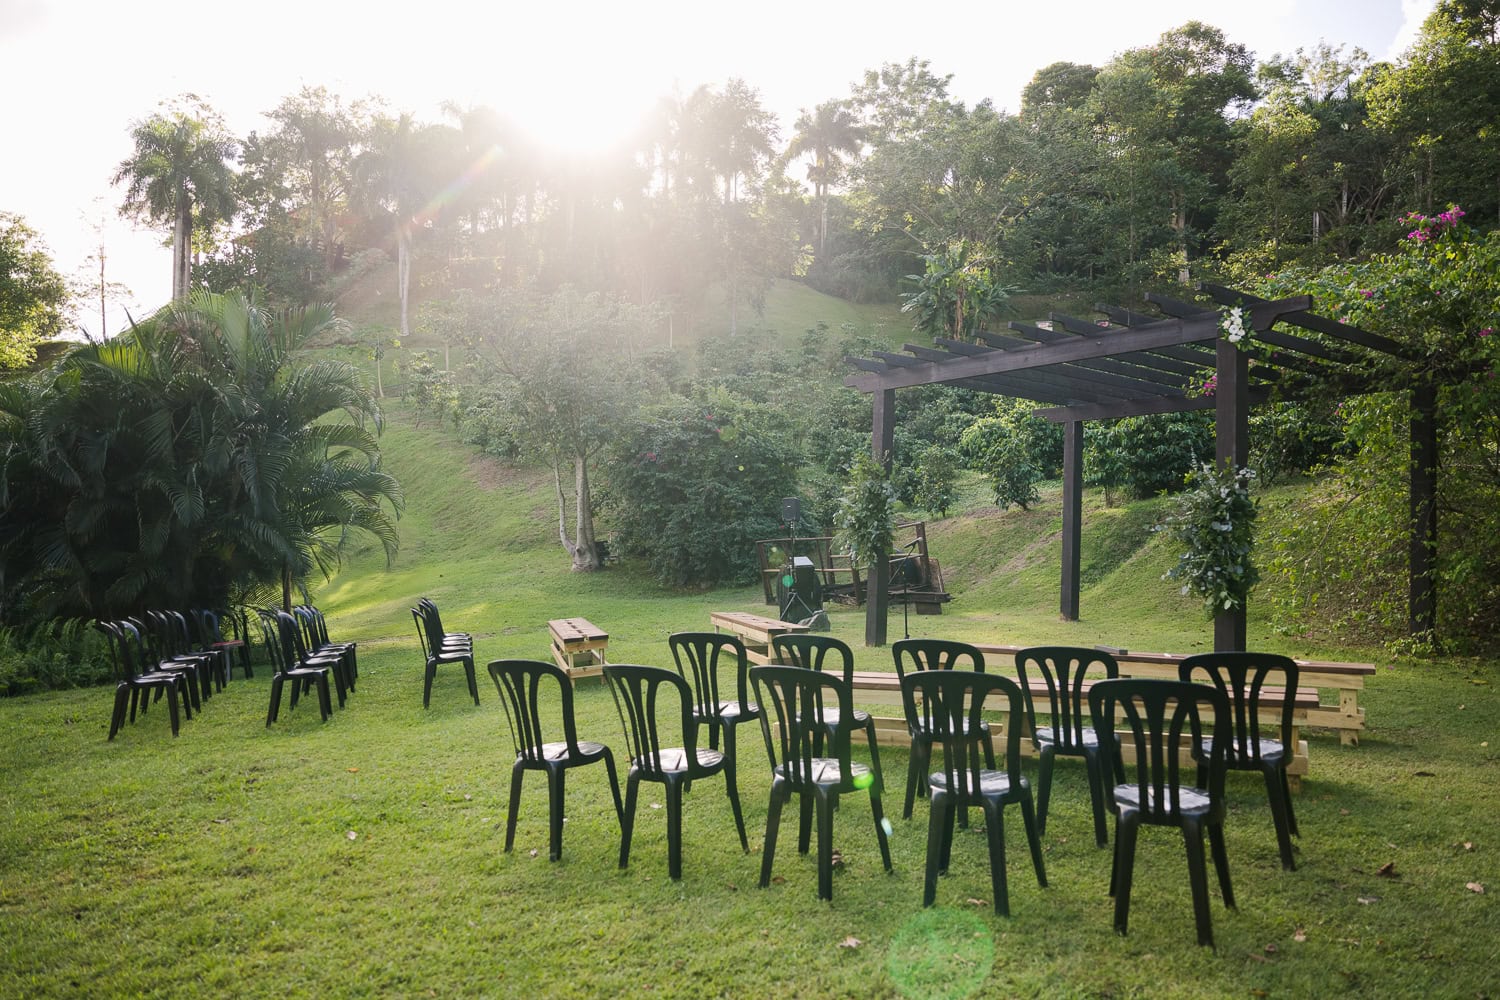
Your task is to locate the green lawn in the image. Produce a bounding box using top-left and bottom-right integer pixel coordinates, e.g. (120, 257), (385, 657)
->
(2, 404), (1496, 998)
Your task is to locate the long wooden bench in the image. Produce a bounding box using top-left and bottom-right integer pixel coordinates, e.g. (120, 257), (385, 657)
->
(548, 617), (608, 683)
(846, 669), (1320, 789)
(975, 644), (1376, 747)
(709, 611), (809, 665)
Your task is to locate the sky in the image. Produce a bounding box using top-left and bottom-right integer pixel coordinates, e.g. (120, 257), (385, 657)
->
(1, 0), (1436, 337)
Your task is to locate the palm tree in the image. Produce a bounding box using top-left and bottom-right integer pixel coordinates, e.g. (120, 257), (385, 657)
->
(786, 100), (864, 254)
(113, 96), (238, 301)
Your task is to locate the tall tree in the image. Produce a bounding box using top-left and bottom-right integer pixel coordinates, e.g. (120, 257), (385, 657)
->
(0, 213), (69, 368)
(785, 100), (864, 254)
(113, 96), (238, 301)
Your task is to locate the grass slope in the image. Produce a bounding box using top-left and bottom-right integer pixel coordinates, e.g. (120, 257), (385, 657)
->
(3, 405), (1498, 998)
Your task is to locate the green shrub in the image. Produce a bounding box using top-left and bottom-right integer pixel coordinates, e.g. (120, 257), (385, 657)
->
(1085, 411), (1214, 503)
(0, 619), (114, 696)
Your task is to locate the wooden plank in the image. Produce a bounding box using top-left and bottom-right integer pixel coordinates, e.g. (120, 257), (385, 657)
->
(710, 611), (810, 664)
(548, 617), (608, 681)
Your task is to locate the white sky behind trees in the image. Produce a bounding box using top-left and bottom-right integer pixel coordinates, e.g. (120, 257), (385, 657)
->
(1, 0), (1435, 336)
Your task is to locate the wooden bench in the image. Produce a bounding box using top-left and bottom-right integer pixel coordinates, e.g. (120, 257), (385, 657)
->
(548, 618), (608, 683)
(976, 644), (1376, 747)
(709, 611), (810, 665)
(846, 668), (1320, 789)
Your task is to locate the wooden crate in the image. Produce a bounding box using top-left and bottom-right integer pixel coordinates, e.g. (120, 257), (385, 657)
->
(548, 617), (608, 682)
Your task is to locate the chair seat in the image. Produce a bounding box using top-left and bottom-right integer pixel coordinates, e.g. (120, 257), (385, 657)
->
(535, 740), (609, 763)
(819, 707), (872, 727)
(632, 747), (725, 774)
(928, 769), (1025, 797)
(774, 757), (873, 787)
(1203, 736), (1285, 765)
(1033, 724), (1101, 751)
(1113, 783), (1214, 818)
(710, 700), (760, 720)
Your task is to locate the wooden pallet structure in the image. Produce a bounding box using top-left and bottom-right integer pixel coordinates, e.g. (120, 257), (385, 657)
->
(548, 617), (608, 683)
(753, 520), (951, 615)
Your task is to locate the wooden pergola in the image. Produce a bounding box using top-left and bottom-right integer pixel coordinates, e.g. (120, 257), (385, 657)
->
(844, 285), (1436, 650)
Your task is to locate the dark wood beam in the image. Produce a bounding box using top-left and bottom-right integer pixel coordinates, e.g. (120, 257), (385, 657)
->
(867, 389), (895, 647)
(1033, 385), (1271, 423)
(845, 316), (1220, 393)
(1410, 382), (1437, 636)
(1061, 420), (1083, 621)
(1214, 337), (1250, 653)
(1198, 283), (1415, 359)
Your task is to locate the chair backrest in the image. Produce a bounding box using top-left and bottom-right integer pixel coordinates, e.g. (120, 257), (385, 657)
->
(604, 664), (704, 778)
(291, 606), (319, 649)
(749, 665), (855, 792)
(487, 659), (586, 763)
(253, 609), (285, 670)
(892, 638), (985, 678)
(111, 619), (155, 680)
(1088, 678), (1228, 824)
(770, 633), (855, 685)
(418, 598), (448, 636)
(411, 607), (435, 661)
(1015, 646), (1119, 753)
(271, 610), (318, 670)
(667, 632), (752, 718)
(901, 669), (1026, 803)
(1178, 652), (1298, 766)
(94, 620), (133, 683)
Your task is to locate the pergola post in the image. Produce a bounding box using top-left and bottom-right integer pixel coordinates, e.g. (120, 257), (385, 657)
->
(1410, 382), (1438, 635)
(1213, 337), (1249, 652)
(865, 389), (896, 646)
(1060, 420), (1083, 620)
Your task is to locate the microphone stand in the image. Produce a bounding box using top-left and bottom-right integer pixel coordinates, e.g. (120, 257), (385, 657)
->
(896, 539), (920, 641)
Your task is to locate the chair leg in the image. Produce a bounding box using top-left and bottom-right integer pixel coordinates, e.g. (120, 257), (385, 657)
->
(1281, 769), (1299, 837)
(504, 762), (525, 853)
(1018, 791), (1048, 888)
(861, 717), (885, 793)
(109, 685), (129, 741)
(1209, 820), (1235, 910)
(797, 790), (813, 854)
(1034, 747), (1056, 837)
(619, 771), (640, 869)
(923, 790), (948, 907)
(601, 749), (624, 828)
(316, 674), (333, 722)
(464, 656), (479, 706)
(759, 778), (786, 888)
(722, 722), (748, 852)
(1263, 764), (1297, 871)
(869, 786), (893, 872)
(1112, 814), (1140, 936)
(423, 659), (436, 709)
(1083, 749), (1109, 848)
(547, 768), (566, 861)
(904, 738), (930, 820)
(164, 685), (181, 737)
(1183, 819), (1215, 948)
(815, 788), (836, 901)
(984, 801), (1010, 917)
(666, 777), (685, 881)
(266, 675), (284, 726)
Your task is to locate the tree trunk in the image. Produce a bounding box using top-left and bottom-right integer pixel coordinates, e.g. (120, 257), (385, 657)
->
(281, 565), (293, 614)
(173, 198), (192, 301)
(397, 227), (412, 340)
(572, 455), (599, 572)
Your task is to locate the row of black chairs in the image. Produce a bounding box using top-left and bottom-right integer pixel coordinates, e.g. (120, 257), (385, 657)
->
(94, 609), (249, 739)
(485, 633), (1299, 947)
(255, 606), (360, 725)
(412, 599), (478, 708)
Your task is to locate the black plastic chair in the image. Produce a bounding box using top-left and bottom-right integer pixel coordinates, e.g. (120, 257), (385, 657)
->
(604, 664), (746, 879)
(902, 669), (1047, 915)
(126, 616), (205, 713)
(262, 610), (335, 726)
(419, 598), (472, 649)
(95, 620), (188, 738)
(489, 659), (623, 861)
(295, 605), (358, 689)
(892, 638), (993, 819)
(142, 611), (216, 704)
(770, 633), (884, 791)
(751, 664), (893, 901)
(1180, 652), (1301, 871)
(667, 631), (758, 850)
(1015, 646), (1119, 848)
(414, 606), (478, 708)
(192, 608), (252, 680)
(1089, 678), (1234, 947)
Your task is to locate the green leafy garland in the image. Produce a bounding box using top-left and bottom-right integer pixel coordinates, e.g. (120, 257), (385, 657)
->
(1158, 463), (1260, 615)
(833, 452), (896, 570)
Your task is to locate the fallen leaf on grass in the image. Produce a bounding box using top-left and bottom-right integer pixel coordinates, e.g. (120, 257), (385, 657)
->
(1339, 808), (1351, 816)
(1264, 943), (1279, 955)
(1413, 771), (1436, 777)
(650, 803), (662, 810)
(346, 831), (358, 841)
(726, 883), (738, 892)
(1357, 895), (1379, 905)
(1247, 953), (1268, 964)
(771, 876), (785, 884)
(1293, 928), (1307, 943)
(1377, 861), (1398, 878)
(346, 767), (359, 773)
(965, 898), (987, 908)
(1463, 841), (1474, 851)
(1466, 882), (1485, 894)
(838, 936), (861, 949)
(528, 849), (539, 858)
(830, 850), (845, 870)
